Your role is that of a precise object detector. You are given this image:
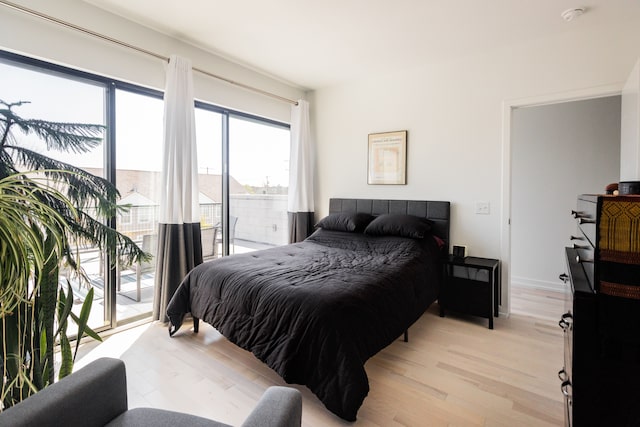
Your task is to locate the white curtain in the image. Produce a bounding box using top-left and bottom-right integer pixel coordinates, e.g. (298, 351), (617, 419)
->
(153, 55), (203, 322)
(288, 99), (315, 242)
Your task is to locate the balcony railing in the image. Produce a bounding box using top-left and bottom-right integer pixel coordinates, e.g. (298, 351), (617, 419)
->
(64, 195), (290, 325)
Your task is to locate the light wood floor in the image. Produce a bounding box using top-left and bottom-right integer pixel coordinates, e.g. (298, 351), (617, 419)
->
(76, 286), (565, 427)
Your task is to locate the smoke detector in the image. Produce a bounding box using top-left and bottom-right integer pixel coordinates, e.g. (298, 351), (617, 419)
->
(561, 7), (586, 21)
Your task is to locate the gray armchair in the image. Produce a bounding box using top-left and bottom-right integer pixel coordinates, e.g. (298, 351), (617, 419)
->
(0, 358), (302, 427)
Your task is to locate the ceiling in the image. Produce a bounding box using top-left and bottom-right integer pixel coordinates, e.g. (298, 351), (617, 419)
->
(81, 0), (640, 90)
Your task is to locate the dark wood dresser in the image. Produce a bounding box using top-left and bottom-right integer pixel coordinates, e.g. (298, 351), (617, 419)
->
(560, 194), (640, 426)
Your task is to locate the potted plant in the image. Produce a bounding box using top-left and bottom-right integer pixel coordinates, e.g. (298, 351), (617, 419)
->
(0, 100), (147, 409)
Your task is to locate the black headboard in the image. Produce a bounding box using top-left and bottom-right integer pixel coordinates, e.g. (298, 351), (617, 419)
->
(329, 198), (451, 248)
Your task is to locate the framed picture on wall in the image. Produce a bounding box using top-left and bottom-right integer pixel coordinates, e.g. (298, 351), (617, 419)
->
(367, 130), (407, 185)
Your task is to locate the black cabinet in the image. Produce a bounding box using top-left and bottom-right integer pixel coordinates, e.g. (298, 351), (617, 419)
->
(439, 256), (500, 329)
(561, 247), (597, 427)
(560, 195), (640, 426)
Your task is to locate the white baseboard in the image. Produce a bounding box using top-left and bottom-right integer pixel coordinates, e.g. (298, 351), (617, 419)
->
(511, 276), (564, 292)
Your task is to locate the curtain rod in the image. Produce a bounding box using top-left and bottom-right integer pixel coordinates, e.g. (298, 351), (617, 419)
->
(0, 0), (299, 106)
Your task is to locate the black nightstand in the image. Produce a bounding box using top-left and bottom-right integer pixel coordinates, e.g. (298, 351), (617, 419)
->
(439, 256), (500, 329)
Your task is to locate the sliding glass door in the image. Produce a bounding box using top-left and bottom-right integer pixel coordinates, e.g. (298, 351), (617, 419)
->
(0, 57), (165, 329)
(195, 108), (223, 259)
(228, 116), (290, 253)
(1, 51), (291, 331)
(114, 88), (163, 323)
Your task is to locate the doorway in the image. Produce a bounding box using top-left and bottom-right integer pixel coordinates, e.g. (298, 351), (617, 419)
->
(500, 87), (621, 315)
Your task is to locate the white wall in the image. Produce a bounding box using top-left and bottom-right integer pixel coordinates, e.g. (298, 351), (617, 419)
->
(511, 97), (621, 291)
(620, 59), (640, 181)
(311, 18), (640, 311)
(0, 0), (305, 123)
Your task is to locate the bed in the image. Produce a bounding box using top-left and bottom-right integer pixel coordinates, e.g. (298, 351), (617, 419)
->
(166, 198), (450, 421)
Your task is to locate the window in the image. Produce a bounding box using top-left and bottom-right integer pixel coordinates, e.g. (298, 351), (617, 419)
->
(119, 210), (132, 225)
(195, 108), (290, 257)
(0, 57), (109, 331)
(1, 50), (290, 330)
(137, 207), (153, 224)
(114, 88), (163, 321)
(195, 107), (223, 259)
(229, 116), (290, 252)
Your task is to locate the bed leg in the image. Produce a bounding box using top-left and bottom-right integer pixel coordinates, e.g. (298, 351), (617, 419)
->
(168, 323), (178, 337)
(404, 330), (408, 342)
(193, 317), (199, 333)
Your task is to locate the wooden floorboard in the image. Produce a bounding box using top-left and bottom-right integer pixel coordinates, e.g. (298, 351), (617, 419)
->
(76, 286), (565, 426)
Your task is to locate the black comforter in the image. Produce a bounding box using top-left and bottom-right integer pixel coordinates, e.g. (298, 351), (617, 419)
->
(166, 228), (442, 421)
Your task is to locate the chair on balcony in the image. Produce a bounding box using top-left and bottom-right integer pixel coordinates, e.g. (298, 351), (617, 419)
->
(229, 215), (238, 254)
(213, 215), (238, 255)
(201, 226), (218, 259)
(118, 233), (157, 302)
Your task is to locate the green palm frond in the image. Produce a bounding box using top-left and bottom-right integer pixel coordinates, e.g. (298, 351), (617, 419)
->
(70, 210), (149, 267)
(8, 146), (120, 213)
(0, 172), (72, 317)
(18, 120), (103, 154)
(0, 100), (104, 155)
(0, 151), (16, 177)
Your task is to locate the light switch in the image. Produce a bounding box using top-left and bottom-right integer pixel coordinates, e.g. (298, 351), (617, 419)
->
(475, 201), (490, 215)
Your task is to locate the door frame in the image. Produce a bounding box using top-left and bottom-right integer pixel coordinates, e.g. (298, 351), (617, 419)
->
(499, 84), (621, 315)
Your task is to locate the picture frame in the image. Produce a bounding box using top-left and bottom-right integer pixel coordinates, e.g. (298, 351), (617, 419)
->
(367, 130), (407, 185)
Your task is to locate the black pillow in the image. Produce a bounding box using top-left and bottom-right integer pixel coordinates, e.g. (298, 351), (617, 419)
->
(364, 214), (433, 238)
(315, 212), (375, 232)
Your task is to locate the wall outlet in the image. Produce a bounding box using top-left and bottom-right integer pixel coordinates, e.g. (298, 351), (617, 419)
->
(475, 201), (490, 215)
